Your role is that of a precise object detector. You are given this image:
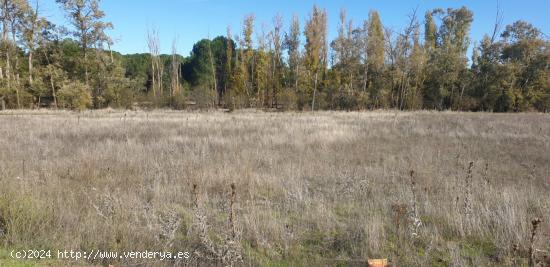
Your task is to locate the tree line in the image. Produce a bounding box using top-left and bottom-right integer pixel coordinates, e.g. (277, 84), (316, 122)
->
(0, 1), (548, 111)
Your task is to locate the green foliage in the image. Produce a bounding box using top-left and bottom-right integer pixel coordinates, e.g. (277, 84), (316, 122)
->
(100, 61), (139, 108)
(57, 80), (92, 110)
(103, 78), (136, 109)
(121, 53), (151, 82)
(183, 39), (216, 87)
(367, 11), (385, 73)
(0, 192), (58, 249)
(0, 1), (548, 113)
(471, 20), (550, 112)
(423, 7), (474, 110)
(276, 89), (298, 110)
(181, 36), (234, 106)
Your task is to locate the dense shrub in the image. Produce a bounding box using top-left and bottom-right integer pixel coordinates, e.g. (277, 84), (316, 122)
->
(57, 81), (92, 110)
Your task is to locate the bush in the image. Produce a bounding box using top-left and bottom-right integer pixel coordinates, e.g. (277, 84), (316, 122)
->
(0, 82), (34, 109)
(333, 91), (358, 111)
(57, 81), (92, 110)
(224, 90), (249, 110)
(170, 93), (188, 110)
(277, 89), (298, 110)
(104, 77), (137, 109)
(0, 192), (58, 249)
(189, 86), (217, 109)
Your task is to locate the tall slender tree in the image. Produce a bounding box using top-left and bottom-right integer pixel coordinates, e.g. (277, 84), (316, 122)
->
(270, 14), (283, 108)
(21, 0), (44, 86)
(304, 5), (327, 110)
(170, 37), (181, 97)
(224, 26), (233, 101)
(242, 14), (254, 99)
(56, 0), (112, 86)
(284, 14), (301, 92)
(146, 27), (162, 99)
(255, 26), (269, 107)
(366, 10), (385, 107)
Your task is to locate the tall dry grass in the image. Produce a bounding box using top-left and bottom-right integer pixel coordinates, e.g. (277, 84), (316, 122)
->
(0, 109), (549, 266)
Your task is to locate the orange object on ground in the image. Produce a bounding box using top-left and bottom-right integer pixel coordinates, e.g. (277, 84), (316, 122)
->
(368, 258), (388, 267)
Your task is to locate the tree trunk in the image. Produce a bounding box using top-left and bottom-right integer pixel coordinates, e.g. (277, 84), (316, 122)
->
(151, 57), (156, 97)
(311, 72), (318, 111)
(84, 49), (89, 85)
(2, 1), (8, 90)
(459, 84), (466, 111)
(5, 46), (10, 89)
(363, 64), (368, 92)
(159, 63), (164, 97)
(49, 73), (57, 108)
(108, 43), (114, 64)
(28, 50), (33, 85)
(15, 85), (20, 109)
(295, 65), (299, 92)
(208, 42), (217, 99)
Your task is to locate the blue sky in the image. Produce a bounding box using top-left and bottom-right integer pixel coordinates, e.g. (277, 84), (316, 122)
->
(38, 0), (550, 56)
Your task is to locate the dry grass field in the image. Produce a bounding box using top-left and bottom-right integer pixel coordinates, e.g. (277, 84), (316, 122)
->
(0, 109), (549, 266)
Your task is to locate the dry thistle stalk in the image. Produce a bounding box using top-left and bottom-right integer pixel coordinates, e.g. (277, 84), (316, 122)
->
(391, 202), (407, 262)
(511, 243), (519, 266)
(158, 210), (181, 247)
(392, 203), (407, 242)
(528, 218), (542, 267)
(222, 183), (243, 265)
(463, 162), (474, 218)
(408, 170), (422, 238)
(530, 164), (537, 180)
(0, 210), (5, 237)
(482, 162), (490, 186)
(191, 183), (243, 266)
(191, 184), (221, 261)
(228, 183), (236, 239)
(192, 184), (199, 210)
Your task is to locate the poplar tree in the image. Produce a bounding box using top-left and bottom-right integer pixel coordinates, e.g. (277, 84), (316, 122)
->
(255, 27), (268, 107)
(408, 27), (426, 109)
(366, 10), (385, 108)
(423, 7), (473, 110)
(304, 5), (327, 110)
(242, 14), (254, 99)
(170, 37), (181, 97)
(331, 9), (352, 92)
(284, 14), (300, 92)
(270, 14), (283, 108)
(424, 11), (437, 54)
(224, 26), (233, 101)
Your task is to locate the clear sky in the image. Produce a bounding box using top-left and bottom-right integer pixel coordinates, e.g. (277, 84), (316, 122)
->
(38, 0), (550, 56)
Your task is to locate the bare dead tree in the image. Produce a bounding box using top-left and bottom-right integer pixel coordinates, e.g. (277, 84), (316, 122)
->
(170, 37), (181, 97)
(147, 27), (162, 99)
(490, 1), (504, 43)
